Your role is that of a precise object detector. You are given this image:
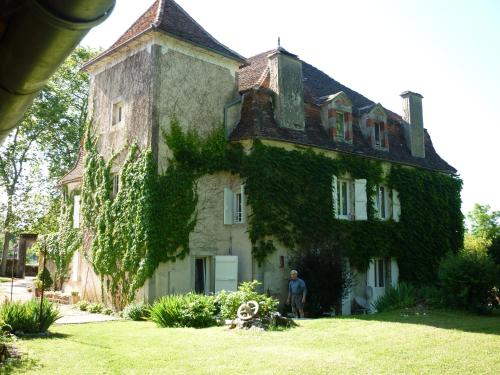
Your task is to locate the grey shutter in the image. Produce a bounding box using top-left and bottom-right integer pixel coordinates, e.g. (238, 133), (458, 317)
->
(223, 188), (233, 225)
(332, 175), (338, 218)
(392, 189), (401, 222)
(354, 179), (367, 220)
(240, 184), (245, 224)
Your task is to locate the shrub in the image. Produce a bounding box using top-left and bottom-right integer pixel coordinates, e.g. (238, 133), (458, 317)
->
(414, 285), (445, 308)
(35, 268), (53, 290)
(149, 293), (216, 328)
(102, 308), (113, 316)
(373, 282), (416, 312)
(87, 303), (104, 314)
(288, 250), (353, 316)
(121, 302), (149, 321)
(0, 299), (60, 334)
(487, 236), (500, 265)
(438, 251), (499, 313)
(75, 300), (90, 311)
(214, 280), (278, 320)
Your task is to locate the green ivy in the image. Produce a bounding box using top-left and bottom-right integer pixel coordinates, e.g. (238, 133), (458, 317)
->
(80, 120), (463, 306)
(36, 189), (82, 290)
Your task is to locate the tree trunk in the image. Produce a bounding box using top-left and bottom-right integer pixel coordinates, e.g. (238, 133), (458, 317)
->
(1, 199), (13, 276)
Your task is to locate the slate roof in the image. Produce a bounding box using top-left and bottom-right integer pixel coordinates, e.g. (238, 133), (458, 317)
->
(84, 0), (245, 69)
(234, 50), (456, 173)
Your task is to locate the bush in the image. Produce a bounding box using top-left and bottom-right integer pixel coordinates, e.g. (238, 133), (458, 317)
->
(288, 250), (353, 316)
(373, 282), (416, 312)
(87, 303), (104, 314)
(121, 302), (149, 321)
(0, 299), (60, 334)
(214, 280), (278, 320)
(414, 285), (445, 308)
(102, 308), (113, 316)
(149, 293), (216, 328)
(75, 300), (90, 311)
(487, 236), (500, 265)
(438, 251), (499, 313)
(35, 268), (53, 290)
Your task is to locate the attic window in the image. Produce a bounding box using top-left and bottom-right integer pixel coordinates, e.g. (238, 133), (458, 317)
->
(112, 101), (123, 126)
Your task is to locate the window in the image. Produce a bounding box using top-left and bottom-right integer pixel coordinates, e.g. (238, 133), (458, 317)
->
(373, 257), (392, 287)
(377, 186), (386, 219)
(73, 195), (81, 229)
(337, 179), (351, 219)
(374, 258), (384, 287)
(336, 112), (345, 140)
(376, 185), (390, 220)
(374, 122), (382, 147)
(112, 174), (119, 199)
(224, 185), (245, 225)
(112, 101), (123, 125)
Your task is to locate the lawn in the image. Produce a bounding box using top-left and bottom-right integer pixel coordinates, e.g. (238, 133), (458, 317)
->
(0, 277), (12, 283)
(4, 310), (500, 375)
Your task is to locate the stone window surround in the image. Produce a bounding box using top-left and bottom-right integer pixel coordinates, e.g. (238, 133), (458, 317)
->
(320, 91), (353, 144)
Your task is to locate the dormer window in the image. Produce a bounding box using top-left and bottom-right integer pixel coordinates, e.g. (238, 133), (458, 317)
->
(112, 100), (123, 126)
(361, 104), (389, 151)
(320, 91), (353, 144)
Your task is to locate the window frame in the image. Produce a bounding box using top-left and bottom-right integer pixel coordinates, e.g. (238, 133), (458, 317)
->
(337, 179), (351, 219)
(232, 188), (245, 224)
(336, 111), (345, 140)
(376, 184), (390, 220)
(374, 258), (385, 287)
(111, 99), (124, 126)
(112, 174), (120, 199)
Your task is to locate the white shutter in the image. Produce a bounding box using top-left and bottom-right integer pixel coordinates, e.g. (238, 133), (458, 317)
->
(215, 255), (238, 292)
(367, 259), (376, 288)
(332, 175), (338, 218)
(372, 186), (379, 218)
(73, 195), (81, 229)
(390, 258), (399, 287)
(392, 189), (401, 222)
(240, 184), (245, 224)
(223, 188), (233, 225)
(354, 179), (367, 221)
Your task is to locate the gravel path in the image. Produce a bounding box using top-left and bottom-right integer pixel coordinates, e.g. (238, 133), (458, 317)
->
(55, 304), (120, 324)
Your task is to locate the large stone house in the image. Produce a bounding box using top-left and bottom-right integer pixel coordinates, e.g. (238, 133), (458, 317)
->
(60, 0), (456, 314)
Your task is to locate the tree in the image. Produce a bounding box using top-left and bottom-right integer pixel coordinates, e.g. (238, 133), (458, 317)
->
(466, 203), (500, 242)
(0, 46), (97, 275)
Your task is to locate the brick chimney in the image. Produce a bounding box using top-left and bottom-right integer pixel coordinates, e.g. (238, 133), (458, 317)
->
(268, 48), (305, 130)
(401, 91), (425, 158)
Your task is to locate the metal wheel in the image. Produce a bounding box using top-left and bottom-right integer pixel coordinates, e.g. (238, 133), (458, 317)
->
(236, 300), (259, 321)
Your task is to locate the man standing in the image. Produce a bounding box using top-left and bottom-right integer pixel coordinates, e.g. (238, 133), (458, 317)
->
(287, 270), (307, 318)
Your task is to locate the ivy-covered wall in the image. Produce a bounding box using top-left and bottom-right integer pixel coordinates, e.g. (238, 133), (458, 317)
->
(80, 120), (463, 306)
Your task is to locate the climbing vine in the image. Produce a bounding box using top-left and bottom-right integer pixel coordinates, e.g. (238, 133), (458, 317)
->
(80, 119), (463, 307)
(37, 189), (82, 290)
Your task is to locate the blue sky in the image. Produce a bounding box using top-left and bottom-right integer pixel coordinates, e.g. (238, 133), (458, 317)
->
(82, 0), (500, 214)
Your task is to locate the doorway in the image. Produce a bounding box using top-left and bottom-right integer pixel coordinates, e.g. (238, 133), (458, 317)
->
(195, 258), (207, 294)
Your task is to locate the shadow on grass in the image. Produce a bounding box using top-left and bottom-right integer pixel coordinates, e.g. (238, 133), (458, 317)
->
(17, 331), (71, 341)
(348, 308), (500, 335)
(1, 355), (40, 375)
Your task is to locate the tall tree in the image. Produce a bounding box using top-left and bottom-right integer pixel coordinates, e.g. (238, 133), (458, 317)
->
(467, 203), (500, 242)
(0, 46), (97, 274)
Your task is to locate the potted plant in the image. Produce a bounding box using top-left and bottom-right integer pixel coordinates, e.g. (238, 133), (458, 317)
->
(70, 290), (80, 304)
(33, 278), (43, 297)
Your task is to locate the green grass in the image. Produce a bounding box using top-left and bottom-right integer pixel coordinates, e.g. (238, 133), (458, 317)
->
(4, 310), (500, 374)
(0, 277), (12, 283)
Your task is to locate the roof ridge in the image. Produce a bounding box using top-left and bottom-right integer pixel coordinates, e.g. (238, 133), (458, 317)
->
(153, 0), (165, 26)
(160, 0), (246, 62)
